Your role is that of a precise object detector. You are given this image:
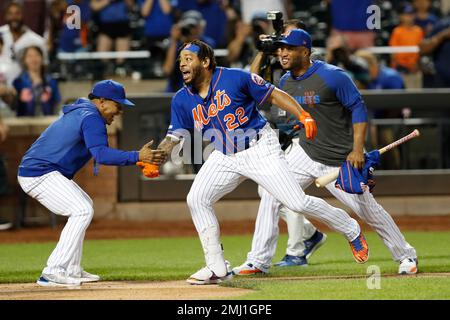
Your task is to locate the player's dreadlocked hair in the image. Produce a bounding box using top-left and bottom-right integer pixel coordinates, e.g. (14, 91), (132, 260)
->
(179, 39), (216, 70)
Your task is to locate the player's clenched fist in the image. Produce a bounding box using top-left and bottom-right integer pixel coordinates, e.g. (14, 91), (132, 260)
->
(138, 140), (167, 165)
(299, 110), (317, 140)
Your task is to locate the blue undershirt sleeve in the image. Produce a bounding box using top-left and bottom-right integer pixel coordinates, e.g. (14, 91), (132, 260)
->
(322, 68), (368, 124)
(347, 97), (369, 124)
(82, 115), (139, 166)
(89, 145), (139, 166)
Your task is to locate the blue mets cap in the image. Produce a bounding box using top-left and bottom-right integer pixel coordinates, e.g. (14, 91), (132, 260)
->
(91, 79), (135, 107)
(275, 29), (312, 50)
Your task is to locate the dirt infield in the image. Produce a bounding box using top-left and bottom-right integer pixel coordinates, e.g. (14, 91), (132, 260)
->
(0, 280), (251, 300)
(0, 215), (449, 244)
(1, 273), (450, 300)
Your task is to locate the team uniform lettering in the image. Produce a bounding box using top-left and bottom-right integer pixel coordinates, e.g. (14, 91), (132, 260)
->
(191, 91), (248, 131)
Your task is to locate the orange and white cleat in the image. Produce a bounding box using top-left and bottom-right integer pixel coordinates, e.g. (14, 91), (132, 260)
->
(399, 258), (418, 275)
(232, 262), (266, 276)
(349, 231), (369, 264)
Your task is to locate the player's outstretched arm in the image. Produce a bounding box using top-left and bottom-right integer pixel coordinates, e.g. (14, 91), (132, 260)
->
(268, 87), (302, 119)
(268, 87), (317, 139)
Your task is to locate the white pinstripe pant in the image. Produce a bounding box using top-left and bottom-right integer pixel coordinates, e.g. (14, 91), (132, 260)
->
(18, 171), (94, 276)
(186, 124), (360, 274)
(247, 139), (417, 270)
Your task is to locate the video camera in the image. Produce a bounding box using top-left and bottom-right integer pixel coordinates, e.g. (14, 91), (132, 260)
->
(256, 11), (284, 54)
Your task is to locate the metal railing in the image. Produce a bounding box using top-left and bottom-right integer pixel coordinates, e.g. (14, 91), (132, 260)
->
(54, 46), (424, 80)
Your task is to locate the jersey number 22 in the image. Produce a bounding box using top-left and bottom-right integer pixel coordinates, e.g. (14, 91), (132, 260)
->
(224, 107), (248, 130)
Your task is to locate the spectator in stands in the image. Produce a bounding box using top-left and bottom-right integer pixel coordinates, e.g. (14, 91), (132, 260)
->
(419, 14), (450, 87)
(0, 65), (13, 231)
(227, 0), (292, 67)
(389, 3), (424, 88)
(0, 2), (47, 82)
(139, 0), (176, 77)
(48, 0), (90, 55)
(355, 50), (405, 90)
(90, 0), (134, 77)
(0, 83), (16, 113)
(0, 112), (12, 231)
(0, 33), (18, 119)
(414, 0), (438, 34)
(0, 34), (20, 89)
(328, 0), (375, 51)
(355, 49), (405, 169)
(442, 0), (450, 16)
(238, 0), (291, 24)
(13, 46), (61, 117)
(0, 113), (8, 144)
(48, 0), (68, 57)
(174, 0), (234, 49)
(227, 12), (272, 69)
(163, 10), (215, 92)
(327, 35), (370, 89)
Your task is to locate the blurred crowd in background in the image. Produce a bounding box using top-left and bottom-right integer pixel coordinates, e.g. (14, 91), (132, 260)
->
(0, 0), (449, 111)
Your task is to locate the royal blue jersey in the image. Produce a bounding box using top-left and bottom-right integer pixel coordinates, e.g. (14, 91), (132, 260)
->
(428, 17), (450, 85)
(167, 67), (274, 154)
(18, 98), (138, 179)
(367, 66), (404, 90)
(331, 0), (373, 32)
(98, 1), (129, 23)
(138, 0), (175, 38)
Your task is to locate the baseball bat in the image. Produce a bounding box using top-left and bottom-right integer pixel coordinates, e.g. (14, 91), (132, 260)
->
(314, 129), (420, 188)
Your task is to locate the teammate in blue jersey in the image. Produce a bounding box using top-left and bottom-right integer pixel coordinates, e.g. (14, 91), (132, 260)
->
(232, 29), (418, 276)
(17, 80), (166, 287)
(155, 39), (369, 285)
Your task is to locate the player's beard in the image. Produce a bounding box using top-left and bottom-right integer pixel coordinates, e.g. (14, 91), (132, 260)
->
(189, 65), (204, 88)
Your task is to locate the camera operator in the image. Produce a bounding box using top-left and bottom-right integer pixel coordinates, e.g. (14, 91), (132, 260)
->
(327, 35), (370, 90)
(163, 10), (216, 92)
(227, 12), (277, 69)
(247, 14), (310, 126)
(250, 17), (307, 86)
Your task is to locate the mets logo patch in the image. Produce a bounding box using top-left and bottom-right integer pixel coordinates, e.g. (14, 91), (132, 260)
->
(251, 73), (266, 86)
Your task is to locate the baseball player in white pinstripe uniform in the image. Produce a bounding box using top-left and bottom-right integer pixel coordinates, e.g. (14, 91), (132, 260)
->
(17, 80), (166, 287)
(156, 39), (370, 285)
(232, 29), (418, 276)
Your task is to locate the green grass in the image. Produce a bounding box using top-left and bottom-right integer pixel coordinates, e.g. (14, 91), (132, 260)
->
(0, 231), (449, 299)
(223, 277), (450, 299)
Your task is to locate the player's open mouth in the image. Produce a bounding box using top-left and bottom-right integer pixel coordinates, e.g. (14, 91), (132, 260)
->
(281, 58), (289, 65)
(182, 71), (191, 80)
